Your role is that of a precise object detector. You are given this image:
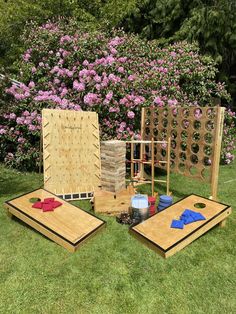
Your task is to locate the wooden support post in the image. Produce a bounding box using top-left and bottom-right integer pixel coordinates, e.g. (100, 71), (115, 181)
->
(131, 140), (134, 180)
(219, 219), (226, 228)
(39, 131), (43, 174)
(140, 108), (145, 179)
(211, 107), (225, 200)
(166, 137), (171, 196)
(151, 137), (155, 196)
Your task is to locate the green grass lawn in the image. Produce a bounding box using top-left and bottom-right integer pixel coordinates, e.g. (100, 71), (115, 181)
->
(0, 162), (235, 314)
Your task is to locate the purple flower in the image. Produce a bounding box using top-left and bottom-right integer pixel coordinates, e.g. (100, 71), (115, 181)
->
(73, 80), (85, 92)
(84, 93), (100, 106)
(117, 67), (125, 73)
(0, 128), (7, 135)
(106, 91), (113, 101)
(28, 81), (35, 89)
(127, 111), (135, 119)
(18, 137), (25, 143)
(9, 113), (16, 120)
(28, 125), (36, 131)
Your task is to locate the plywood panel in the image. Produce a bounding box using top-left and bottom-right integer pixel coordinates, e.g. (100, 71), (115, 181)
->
(42, 109), (101, 198)
(141, 107), (224, 183)
(130, 194), (231, 258)
(5, 189), (106, 252)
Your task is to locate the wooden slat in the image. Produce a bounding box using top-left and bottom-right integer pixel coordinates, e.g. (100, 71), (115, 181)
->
(211, 107), (225, 200)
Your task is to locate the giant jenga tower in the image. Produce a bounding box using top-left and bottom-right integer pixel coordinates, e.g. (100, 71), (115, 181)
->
(100, 140), (126, 193)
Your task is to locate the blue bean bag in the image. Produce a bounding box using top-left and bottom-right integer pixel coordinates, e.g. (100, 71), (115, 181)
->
(171, 219), (184, 229)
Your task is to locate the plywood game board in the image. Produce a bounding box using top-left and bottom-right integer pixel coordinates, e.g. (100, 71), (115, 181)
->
(141, 106), (225, 199)
(130, 194), (231, 258)
(42, 109), (101, 200)
(5, 189), (106, 252)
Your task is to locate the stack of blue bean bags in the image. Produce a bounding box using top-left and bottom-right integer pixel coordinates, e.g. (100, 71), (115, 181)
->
(171, 209), (206, 229)
(158, 195), (173, 211)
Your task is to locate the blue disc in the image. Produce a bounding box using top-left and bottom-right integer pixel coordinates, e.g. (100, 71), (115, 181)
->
(159, 195), (173, 203)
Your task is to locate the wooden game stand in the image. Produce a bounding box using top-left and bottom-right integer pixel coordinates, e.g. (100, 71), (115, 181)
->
(126, 138), (171, 196)
(93, 185), (136, 215)
(129, 194), (232, 258)
(5, 189), (106, 252)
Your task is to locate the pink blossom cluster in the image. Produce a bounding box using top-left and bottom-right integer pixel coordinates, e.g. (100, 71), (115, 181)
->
(0, 21), (234, 170)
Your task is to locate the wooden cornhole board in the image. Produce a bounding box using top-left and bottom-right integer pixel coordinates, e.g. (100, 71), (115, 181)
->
(5, 189), (106, 252)
(130, 194), (232, 258)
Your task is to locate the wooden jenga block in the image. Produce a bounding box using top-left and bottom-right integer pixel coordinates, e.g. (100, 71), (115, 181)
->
(100, 140), (126, 193)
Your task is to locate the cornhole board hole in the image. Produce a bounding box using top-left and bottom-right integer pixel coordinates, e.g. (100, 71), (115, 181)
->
(5, 189), (106, 252)
(130, 194), (232, 258)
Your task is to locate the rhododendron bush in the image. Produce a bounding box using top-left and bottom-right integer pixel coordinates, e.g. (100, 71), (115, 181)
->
(0, 20), (235, 170)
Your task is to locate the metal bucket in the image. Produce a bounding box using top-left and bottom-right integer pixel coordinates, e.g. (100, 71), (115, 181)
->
(131, 194), (149, 221)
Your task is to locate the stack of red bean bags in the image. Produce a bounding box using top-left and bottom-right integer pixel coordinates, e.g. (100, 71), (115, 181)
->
(32, 197), (62, 212)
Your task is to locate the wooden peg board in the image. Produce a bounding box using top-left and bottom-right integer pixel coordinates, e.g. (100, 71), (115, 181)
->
(5, 189), (106, 252)
(130, 194), (232, 258)
(42, 109), (101, 199)
(141, 107), (225, 187)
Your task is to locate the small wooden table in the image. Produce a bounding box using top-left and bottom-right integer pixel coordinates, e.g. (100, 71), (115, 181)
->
(130, 194), (232, 258)
(5, 189), (106, 252)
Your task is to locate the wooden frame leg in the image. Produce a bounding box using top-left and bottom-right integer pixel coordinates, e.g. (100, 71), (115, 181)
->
(219, 219), (226, 228)
(7, 210), (13, 219)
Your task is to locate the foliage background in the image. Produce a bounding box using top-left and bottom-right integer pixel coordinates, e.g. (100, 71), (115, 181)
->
(0, 1), (235, 171)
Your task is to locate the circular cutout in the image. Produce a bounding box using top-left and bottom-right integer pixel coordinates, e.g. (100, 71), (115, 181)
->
(170, 160), (175, 169)
(172, 119), (178, 128)
(145, 145), (149, 154)
(181, 130), (188, 140)
(145, 127), (150, 135)
(201, 168), (211, 180)
(146, 118), (150, 126)
(161, 149), (166, 157)
(29, 197), (41, 203)
(182, 108), (190, 118)
(192, 131), (200, 142)
(182, 119), (190, 129)
(171, 129), (177, 139)
(180, 152), (186, 161)
(189, 166), (198, 175)
(153, 128), (158, 137)
(170, 150), (176, 159)
(194, 120), (201, 130)
(204, 145), (212, 156)
(204, 133), (213, 144)
(163, 109), (168, 117)
(180, 141), (187, 151)
(205, 120), (214, 131)
(206, 108), (216, 119)
(194, 202), (206, 209)
(162, 118), (168, 128)
(154, 118), (158, 126)
(178, 163), (186, 172)
(161, 128), (167, 139)
(194, 108), (202, 119)
(154, 147), (157, 155)
(191, 143), (199, 153)
(203, 156), (211, 166)
(172, 108), (178, 117)
(191, 154), (198, 164)
(171, 140), (177, 149)
(146, 108), (151, 117)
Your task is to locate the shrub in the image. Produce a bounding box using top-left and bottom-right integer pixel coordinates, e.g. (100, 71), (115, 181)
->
(0, 19), (234, 170)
